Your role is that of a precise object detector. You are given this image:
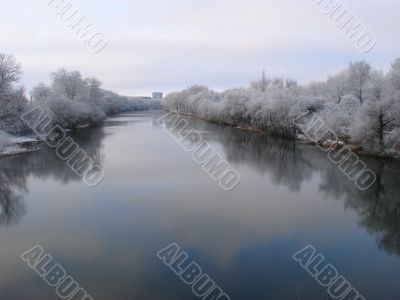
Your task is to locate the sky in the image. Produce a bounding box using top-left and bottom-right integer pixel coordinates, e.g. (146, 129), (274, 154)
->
(0, 0), (399, 96)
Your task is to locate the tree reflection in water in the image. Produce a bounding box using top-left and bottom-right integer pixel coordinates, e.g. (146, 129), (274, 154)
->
(0, 128), (106, 227)
(2, 115), (400, 257)
(182, 116), (400, 256)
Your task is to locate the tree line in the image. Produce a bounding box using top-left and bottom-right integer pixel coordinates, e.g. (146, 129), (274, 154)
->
(164, 60), (400, 157)
(0, 53), (162, 136)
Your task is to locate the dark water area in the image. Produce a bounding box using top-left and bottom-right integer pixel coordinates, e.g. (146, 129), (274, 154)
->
(0, 110), (399, 300)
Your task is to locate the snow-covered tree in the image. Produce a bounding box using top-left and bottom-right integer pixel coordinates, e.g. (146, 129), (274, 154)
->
(85, 77), (102, 102)
(0, 54), (25, 117)
(163, 58), (400, 156)
(50, 69), (86, 100)
(351, 71), (394, 152)
(386, 58), (400, 153)
(250, 70), (270, 92)
(348, 61), (371, 103)
(32, 83), (51, 101)
(0, 54), (28, 134)
(306, 81), (328, 98)
(0, 54), (22, 99)
(326, 70), (349, 103)
(30, 68), (161, 129)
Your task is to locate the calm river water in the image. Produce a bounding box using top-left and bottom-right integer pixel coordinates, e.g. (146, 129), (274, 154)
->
(0, 110), (399, 300)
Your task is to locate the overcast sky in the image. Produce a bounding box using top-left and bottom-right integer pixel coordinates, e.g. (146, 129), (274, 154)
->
(1, 0), (399, 96)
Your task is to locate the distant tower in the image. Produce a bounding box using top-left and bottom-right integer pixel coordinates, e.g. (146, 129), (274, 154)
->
(152, 92), (163, 100)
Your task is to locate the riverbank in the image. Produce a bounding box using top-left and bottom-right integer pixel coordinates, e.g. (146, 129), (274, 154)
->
(0, 106), (162, 158)
(0, 131), (40, 157)
(165, 110), (400, 164)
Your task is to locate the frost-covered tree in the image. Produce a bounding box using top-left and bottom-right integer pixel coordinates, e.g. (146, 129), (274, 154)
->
(321, 95), (360, 137)
(30, 68), (161, 129)
(386, 58), (400, 152)
(32, 83), (51, 101)
(387, 58), (400, 105)
(85, 77), (102, 102)
(163, 58), (400, 156)
(307, 81), (328, 98)
(326, 71), (349, 103)
(286, 79), (298, 89)
(351, 71), (394, 152)
(0, 54), (25, 117)
(0, 54), (22, 98)
(348, 61), (371, 103)
(250, 69), (270, 92)
(50, 69), (86, 100)
(0, 54), (28, 134)
(220, 88), (250, 125)
(272, 78), (285, 88)
(6, 86), (27, 114)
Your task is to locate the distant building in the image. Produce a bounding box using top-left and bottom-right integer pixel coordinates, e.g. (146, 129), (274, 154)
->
(152, 92), (163, 100)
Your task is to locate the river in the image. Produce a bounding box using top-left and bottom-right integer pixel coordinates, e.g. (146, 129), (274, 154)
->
(0, 110), (399, 300)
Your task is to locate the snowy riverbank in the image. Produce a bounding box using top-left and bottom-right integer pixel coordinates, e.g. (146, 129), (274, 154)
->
(0, 131), (40, 157)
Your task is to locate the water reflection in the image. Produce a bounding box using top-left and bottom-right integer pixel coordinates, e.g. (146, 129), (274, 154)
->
(1, 112), (400, 300)
(4, 113), (397, 256)
(179, 116), (400, 257)
(0, 128), (106, 227)
(0, 159), (26, 226)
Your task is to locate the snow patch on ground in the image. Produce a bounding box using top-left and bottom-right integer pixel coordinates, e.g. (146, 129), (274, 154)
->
(0, 130), (40, 157)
